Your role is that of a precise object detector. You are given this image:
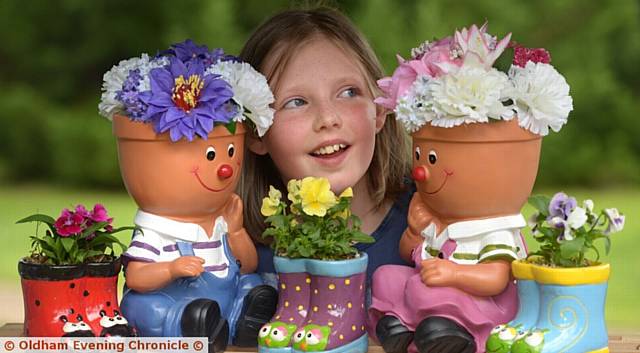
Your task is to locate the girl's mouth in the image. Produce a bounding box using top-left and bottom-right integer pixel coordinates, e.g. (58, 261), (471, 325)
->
(310, 143), (349, 158)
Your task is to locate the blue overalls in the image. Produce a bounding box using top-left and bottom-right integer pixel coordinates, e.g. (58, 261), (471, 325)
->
(120, 233), (263, 342)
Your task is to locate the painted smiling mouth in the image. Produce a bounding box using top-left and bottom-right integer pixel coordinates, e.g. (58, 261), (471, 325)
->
(192, 169), (229, 192)
(425, 170), (454, 195)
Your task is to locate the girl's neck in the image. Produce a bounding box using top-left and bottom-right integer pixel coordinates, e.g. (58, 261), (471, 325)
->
(350, 179), (392, 234)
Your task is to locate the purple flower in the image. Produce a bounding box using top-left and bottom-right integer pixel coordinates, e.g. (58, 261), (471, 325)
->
(54, 208), (85, 237)
(548, 192), (577, 220)
(116, 69), (149, 120)
(141, 56), (236, 141)
(90, 204), (113, 224)
(164, 40), (237, 66)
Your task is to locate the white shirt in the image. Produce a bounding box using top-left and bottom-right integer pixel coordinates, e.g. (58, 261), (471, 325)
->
(420, 214), (527, 265)
(123, 210), (230, 278)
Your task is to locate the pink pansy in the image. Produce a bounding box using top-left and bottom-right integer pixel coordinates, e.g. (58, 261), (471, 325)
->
(54, 208), (86, 237)
(513, 45), (551, 68)
(454, 23), (512, 69)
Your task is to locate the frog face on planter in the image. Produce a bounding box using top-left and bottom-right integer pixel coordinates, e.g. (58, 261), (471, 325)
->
(115, 116), (245, 219)
(485, 324), (518, 353)
(511, 329), (545, 353)
(258, 322), (297, 348)
(411, 121), (541, 222)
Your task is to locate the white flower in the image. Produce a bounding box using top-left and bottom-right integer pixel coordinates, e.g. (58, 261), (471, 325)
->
(428, 66), (511, 127)
(604, 208), (625, 234)
(583, 199), (594, 213)
(561, 206), (587, 240)
(98, 54), (168, 120)
(205, 61), (275, 137)
(504, 62), (573, 136)
(394, 75), (435, 132)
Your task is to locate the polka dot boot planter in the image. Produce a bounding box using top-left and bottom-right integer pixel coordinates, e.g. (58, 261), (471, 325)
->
(259, 254), (369, 353)
(18, 257), (134, 337)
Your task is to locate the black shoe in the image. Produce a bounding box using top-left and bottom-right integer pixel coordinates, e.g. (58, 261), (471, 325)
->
(376, 315), (414, 353)
(181, 298), (229, 353)
(233, 285), (278, 347)
(414, 317), (475, 353)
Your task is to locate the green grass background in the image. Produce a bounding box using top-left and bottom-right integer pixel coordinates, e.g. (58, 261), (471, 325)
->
(0, 185), (637, 329)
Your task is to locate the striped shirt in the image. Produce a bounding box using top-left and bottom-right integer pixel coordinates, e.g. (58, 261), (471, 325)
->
(420, 214), (527, 265)
(123, 210), (231, 278)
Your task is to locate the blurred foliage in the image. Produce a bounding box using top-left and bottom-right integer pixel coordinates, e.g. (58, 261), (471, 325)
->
(0, 0), (638, 188)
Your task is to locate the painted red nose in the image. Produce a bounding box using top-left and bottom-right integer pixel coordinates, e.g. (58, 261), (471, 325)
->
(412, 166), (428, 182)
(218, 164), (233, 179)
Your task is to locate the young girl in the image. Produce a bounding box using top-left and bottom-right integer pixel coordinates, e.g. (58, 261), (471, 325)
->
(238, 7), (413, 288)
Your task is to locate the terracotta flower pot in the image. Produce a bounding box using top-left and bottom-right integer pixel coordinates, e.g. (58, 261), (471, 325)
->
(412, 119), (542, 223)
(112, 114), (246, 220)
(19, 258), (128, 337)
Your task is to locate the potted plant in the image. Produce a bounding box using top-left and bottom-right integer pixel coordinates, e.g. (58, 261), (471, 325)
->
(17, 203), (135, 337)
(100, 39), (278, 351)
(487, 192), (624, 353)
(257, 177), (374, 353)
(366, 23), (574, 353)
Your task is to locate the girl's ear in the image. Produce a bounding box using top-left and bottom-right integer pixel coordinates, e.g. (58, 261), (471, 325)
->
(247, 133), (269, 155)
(375, 105), (388, 133)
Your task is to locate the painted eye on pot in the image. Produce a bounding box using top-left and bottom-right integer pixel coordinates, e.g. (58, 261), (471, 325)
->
(259, 325), (271, 338)
(227, 143), (235, 158)
(206, 146), (216, 161)
(428, 150), (437, 165)
(415, 146), (421, 160)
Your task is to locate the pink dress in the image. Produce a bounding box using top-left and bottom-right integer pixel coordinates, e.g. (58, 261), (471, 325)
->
(368, 215), (528, 353)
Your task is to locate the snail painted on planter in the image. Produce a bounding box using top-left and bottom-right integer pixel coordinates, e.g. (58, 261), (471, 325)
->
(367, 24), (573, 353)
(99, 40), (278, 352)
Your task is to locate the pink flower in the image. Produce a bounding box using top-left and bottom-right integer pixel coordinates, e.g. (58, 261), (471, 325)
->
(90, 203), (113, 224)
(54, 208), (85, 237)
(513, 46), (551, 68)
(375, 56), (422, 109)
(417, 37), (462, 78)
(454, 23), (511, 69)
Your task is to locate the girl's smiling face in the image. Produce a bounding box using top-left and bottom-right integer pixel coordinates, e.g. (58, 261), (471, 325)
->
(250, 36), (385, 193)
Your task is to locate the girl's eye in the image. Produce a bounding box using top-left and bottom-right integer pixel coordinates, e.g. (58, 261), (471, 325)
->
(283, 98), (306, 109)
(339, 87), (357, 98)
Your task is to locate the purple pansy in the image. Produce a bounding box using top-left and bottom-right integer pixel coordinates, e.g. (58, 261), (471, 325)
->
(141, 56), (236, 142)
(548, 192), (577, 220)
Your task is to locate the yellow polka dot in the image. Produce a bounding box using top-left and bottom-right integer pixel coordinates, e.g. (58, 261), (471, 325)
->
(305, 277), (311, 284)
(327, 304), (332, 309)
(344, 279), (351, 285)
(347, 302), (352, 308)
(284, 301), (289, 307)
(308, 319), (312, 323)
(328, 321), (334, 327)
(313, 306), (319, 312)
(295, 286), (301, 292)
(314, 289), (319, 294)
(352, 325), (357, 331)
(339, 334), (344, 340)
(361, 325), (365, 331)
(328, 283), (336, 290)
(275, 315), (280, 320)
(281, 283), (286, 289)
(289, 317), (294, 322)
(359, 285), (363, 290)
(298, 305), (304, 310)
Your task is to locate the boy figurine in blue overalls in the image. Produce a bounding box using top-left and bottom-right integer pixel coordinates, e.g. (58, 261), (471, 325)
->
(107, 42), (279, 353)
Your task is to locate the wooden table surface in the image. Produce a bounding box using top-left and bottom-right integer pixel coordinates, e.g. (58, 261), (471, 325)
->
(1, 323), (639, 352)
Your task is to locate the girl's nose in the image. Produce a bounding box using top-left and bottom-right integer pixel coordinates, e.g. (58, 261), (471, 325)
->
(412, 165), (429, 182)
(218, 164), (233, 179)
(312, 102), (342, 131)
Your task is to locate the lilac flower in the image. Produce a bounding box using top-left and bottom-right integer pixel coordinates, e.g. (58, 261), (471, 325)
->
(141, 56), (236, 141)
(116, 69), (150, 120)
(604, 208), (625, 234)
(164, 40), (237, 66)
(548, 192), (577, 219)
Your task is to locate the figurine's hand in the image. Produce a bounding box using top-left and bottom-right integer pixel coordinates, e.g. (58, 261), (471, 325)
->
(223, 193), (244, 234)
(169, 256), (205, 278)
(420, 258), (457, 287)
(408, 193), (435, 236)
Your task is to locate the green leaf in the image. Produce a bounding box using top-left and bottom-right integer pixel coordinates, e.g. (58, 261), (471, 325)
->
(351, 231), (374, 244)
(80, 221), (109, 239)
(224, 121), (237, 135)
(16, 214), (56, 225)
(559, 237), (585, 259)
(528, 195), (550, 216)
(60, 237), (74, 253)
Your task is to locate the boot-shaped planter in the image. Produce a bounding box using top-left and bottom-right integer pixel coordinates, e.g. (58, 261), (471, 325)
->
(511, 263), (610, 353)
(259, 257), (310, 353)
(19, 258), (128, 337)
(291, 254), (368, 353)
(486, 261), (540, 353)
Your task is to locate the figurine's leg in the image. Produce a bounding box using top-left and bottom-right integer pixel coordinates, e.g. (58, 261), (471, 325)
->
(120, 290), (174, 337)
(376, 315), (414, 353)
(414, 316), (476, 353)
(233, 273), (278, 346)
(181, 298), (230, 353)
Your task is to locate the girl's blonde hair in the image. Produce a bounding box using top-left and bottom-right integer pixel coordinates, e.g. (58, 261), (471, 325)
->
(239, 6), (411, 242)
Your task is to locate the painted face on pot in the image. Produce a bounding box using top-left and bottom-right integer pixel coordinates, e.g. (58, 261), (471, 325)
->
(116, 120), (245, 219)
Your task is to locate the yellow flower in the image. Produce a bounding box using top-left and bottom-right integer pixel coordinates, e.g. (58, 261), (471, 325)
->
(339, 187), (353, 199)
(336, 209), (351, 220)
(287, 179), (302, 202)
(299, 177), (337, 217)
(260, 186), (282, 216)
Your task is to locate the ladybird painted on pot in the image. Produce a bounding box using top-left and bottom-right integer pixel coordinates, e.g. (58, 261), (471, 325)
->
(99, 310), (136, 337)
(60, 314), (95, 337)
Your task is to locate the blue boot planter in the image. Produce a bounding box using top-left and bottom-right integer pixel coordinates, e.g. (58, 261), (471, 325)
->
(259, 254), (369, 353)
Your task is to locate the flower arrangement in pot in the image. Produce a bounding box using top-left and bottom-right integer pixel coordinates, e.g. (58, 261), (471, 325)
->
(99, 39), (278, 352)
(367, 23), (574, 353)
(17, 203), (135, 337)
(257, 177), (374, 353)
(486, 192), (625, 353)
